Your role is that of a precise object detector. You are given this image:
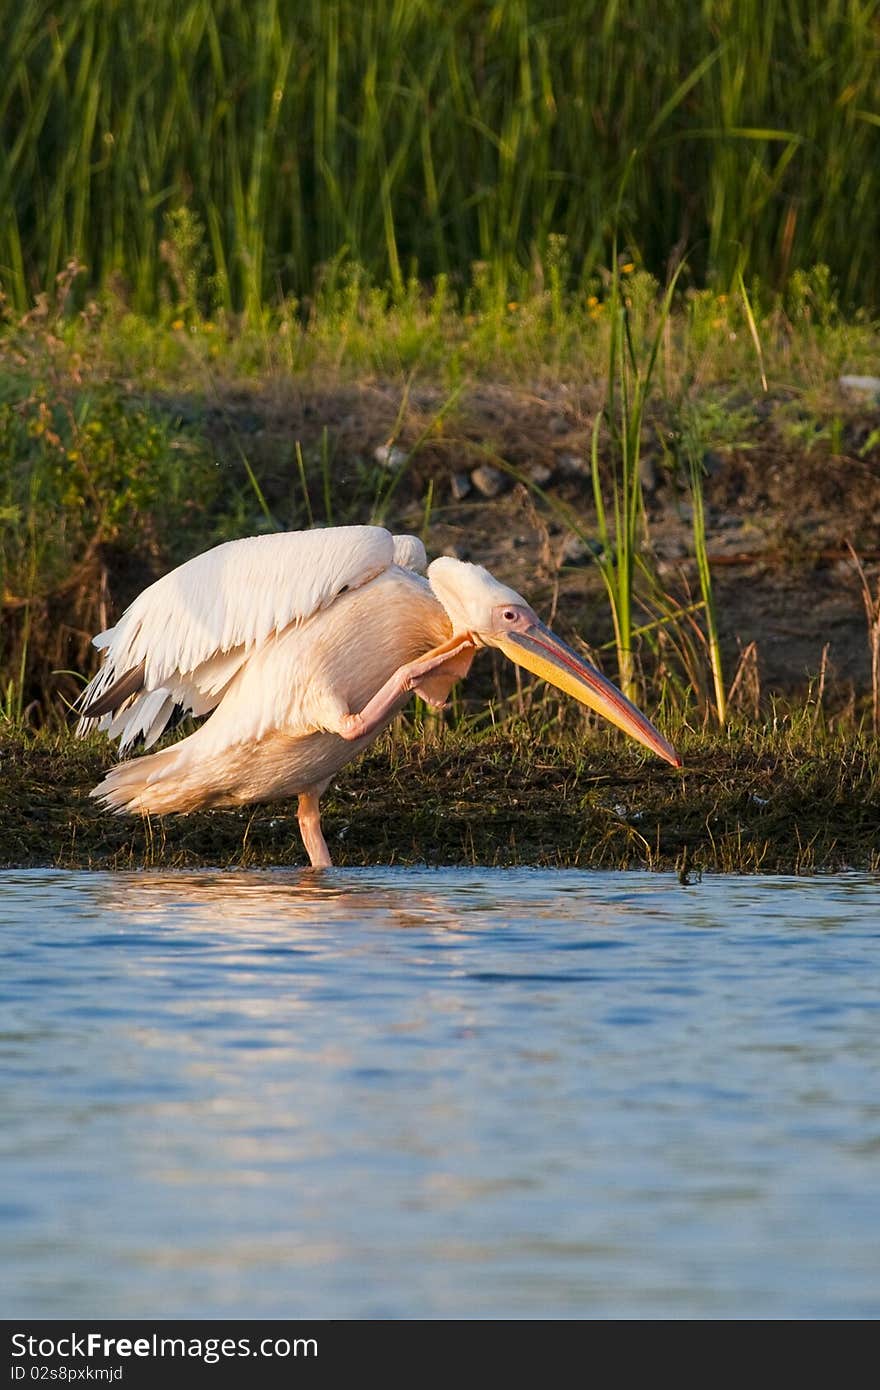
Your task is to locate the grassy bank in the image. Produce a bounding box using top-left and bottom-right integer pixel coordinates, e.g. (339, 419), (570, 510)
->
(3, 716), (879, 873)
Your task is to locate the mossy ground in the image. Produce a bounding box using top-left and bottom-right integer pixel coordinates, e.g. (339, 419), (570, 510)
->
(3, 720), (878, 874)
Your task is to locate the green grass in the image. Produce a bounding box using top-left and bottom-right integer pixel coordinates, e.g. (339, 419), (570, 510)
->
(1, 1), (879, 315)
(20, 259), (878, 394)
(0, 353), (222, 716)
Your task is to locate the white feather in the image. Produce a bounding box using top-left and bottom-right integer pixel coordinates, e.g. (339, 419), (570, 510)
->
(87, 562), (453, 817)
(391, 534), (427, 572)
(427, 556), (524, 634)
(118, 689), (174, 752)
(78, 526), (399, 742)
(191, 565), (438, 753)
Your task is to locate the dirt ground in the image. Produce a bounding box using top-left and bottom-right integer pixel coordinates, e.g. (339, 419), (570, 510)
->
(154, 376), (880, 709)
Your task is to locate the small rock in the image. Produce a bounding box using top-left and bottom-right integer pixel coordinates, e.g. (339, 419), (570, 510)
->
(655, 536), (688, 560)
(557, 452), (589, 478)
(839, 375), (880, 400)
(550, 415), (570, 435)
(527, 462), (554, 487)
(450, 472), (472, 501)
(470, 464), (507, 498)
(561, 534), (603, 566)
(374, 443), (408, 470)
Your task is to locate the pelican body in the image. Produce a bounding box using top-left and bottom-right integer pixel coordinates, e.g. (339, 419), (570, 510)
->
(77, 525), (680, 866)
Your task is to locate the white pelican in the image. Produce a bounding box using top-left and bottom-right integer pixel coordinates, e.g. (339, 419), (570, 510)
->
(77, 525), (680, 866)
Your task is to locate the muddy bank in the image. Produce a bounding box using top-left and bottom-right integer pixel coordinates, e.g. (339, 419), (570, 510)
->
(3, 728), (878, 874)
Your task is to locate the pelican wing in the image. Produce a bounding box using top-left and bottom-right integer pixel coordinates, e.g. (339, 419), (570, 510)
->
(78, 526), (405, 749)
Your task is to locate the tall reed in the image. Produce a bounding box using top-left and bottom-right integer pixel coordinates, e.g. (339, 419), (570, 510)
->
(847, 543), (880, 736)
(591, 258), (683, 701)
(1, 1), (878, 313)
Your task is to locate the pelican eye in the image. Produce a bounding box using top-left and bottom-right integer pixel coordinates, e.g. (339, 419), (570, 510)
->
(503, 609), (516, 621)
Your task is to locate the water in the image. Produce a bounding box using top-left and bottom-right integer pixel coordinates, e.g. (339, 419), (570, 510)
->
(2, 868), (879, 1319)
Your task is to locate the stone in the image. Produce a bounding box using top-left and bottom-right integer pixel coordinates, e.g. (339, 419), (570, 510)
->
(527, 462), (554, 487)
(450, 472), (472, 501)
(839, 375), (880, 400)
(470, 464), (507, 498)
(655, 536), (688, 560)
(374, 443), (408, 470)
(561, 534), (603, 566)
(557, 452), (589, 478)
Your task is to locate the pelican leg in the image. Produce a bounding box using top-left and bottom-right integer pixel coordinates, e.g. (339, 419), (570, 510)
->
(297, 788), (332, 868)
(337, 635), (476, 742)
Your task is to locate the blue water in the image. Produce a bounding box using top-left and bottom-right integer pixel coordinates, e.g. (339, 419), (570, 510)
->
(1, 868), (879, 1319)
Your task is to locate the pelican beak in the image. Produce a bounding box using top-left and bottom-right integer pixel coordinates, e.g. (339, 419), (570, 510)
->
(496, 618), (682, 767)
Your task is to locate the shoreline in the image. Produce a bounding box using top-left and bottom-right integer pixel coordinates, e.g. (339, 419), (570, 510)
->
(3, 727), (878, 875)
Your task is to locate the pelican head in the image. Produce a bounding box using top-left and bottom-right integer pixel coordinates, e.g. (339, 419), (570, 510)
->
(427, 557), (681, 768)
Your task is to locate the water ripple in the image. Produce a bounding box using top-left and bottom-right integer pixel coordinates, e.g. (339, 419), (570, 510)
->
(2, 867), (879, 1319)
